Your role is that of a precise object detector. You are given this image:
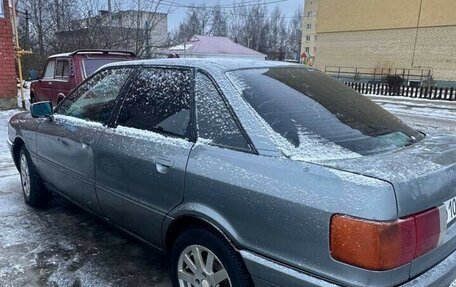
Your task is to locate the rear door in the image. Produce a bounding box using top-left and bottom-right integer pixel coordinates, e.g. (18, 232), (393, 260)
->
(37, 59), (56, 102)
(53, 58), (72, 104)
(95, 66), (195, 247)
(36, 67), (134, 214)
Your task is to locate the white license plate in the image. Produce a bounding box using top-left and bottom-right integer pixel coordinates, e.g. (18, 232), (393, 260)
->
(445, 196), (456, 225)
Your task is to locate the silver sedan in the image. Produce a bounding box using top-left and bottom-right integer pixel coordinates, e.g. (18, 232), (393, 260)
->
(8, 59), (456, 287)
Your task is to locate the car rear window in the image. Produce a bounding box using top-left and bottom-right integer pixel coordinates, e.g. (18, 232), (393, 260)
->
(227, 67), (424, 160)
(83, 58), (129, 78)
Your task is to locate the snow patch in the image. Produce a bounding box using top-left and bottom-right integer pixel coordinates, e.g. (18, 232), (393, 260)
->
(54, 114), (104, 129)
(228, 73), (362, 162)
(114, 125), (193, 148)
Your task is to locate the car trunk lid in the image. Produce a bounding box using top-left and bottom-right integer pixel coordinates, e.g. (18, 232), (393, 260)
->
(320, 133), (456, 217)
(320, 133), (456, 277)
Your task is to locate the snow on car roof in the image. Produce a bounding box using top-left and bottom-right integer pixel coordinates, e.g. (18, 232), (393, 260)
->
(103, 58), (304, 72)
(49, 50), (136, 59)
(49, 52), (72, 58)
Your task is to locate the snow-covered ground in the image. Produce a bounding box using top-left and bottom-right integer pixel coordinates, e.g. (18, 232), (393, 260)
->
(0, 109), (171, 286)
(367, 94), (456, 134)
(0, 92), (455, 286)
(367, 94), (456, 121)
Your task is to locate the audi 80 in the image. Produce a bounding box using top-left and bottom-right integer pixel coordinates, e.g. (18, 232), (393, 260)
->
(8, 59), (456, 287)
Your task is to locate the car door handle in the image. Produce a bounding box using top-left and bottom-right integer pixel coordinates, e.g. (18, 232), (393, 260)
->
(154, 157), (174, 174)
(48, 82), (53, 86)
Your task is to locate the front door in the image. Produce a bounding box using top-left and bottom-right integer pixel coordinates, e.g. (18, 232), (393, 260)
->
(95, 67), (195, 247)
(36, 67), (134, 214)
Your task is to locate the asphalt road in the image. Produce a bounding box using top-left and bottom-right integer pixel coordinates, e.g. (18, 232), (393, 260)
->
(0, 97), (455, 287)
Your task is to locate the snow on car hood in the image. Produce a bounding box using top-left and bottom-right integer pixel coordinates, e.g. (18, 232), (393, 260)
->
(319, 133), (456, 217)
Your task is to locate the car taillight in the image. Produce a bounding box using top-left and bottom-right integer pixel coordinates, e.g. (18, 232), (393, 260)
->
(330, 207), (446, 271)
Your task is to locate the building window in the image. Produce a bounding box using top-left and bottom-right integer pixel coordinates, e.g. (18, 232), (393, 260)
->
(306, 36), (311, 42)
(307, 11), (312, 17)
(307, 24), (312, 30)
(314, 47), (317, 53)
(305, 47), (310, 53)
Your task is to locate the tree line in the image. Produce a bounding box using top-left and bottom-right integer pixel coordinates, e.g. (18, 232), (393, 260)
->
(171, 3), (303, 61)
(16, 0), (168, 75)
(14, 0), (302, 77)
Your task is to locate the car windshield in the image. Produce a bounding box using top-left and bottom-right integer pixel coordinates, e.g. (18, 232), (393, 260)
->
(227, 67), (424, 161)
(83, 58), (129, 78)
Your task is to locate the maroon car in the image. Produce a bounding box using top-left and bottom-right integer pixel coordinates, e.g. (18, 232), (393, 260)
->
(30, 50), (136, 106)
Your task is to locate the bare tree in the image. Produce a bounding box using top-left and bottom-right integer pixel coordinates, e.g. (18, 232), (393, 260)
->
(54, 0), (169, 57)
(172, 1), (302, 58)
(17, 0), (303, 71)
(267, 6), (287, 58)
(242, 3), (268, 52)
(287, 7), (303, 61)
(228, 3), (246, 43)
(210, 5), (228, 36)
(173, 4), (214, 42)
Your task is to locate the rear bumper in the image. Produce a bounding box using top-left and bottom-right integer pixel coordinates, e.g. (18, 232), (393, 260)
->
(241, 248), (456, 287)
(400, 247), (456, 287)
(240, 251), (339, 287)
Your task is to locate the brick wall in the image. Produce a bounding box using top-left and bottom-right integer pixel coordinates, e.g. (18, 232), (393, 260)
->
(0, 0), (17, 109)
(315, 26), (456, 82)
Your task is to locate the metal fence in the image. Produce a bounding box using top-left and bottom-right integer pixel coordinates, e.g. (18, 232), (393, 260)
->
(325, 66), (433, 84)
(343, 82), (456, 101)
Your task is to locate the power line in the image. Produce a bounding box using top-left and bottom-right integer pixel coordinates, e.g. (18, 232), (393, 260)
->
(162, 0), (303, 20)
(160, 0), (288, 10)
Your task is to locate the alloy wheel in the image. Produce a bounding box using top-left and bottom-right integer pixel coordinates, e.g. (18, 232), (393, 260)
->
(177, 244), (231, 287)
(20, 153), (30, 197)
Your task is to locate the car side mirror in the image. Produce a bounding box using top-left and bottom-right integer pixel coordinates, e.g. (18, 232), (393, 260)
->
(31, 101), (53, 119)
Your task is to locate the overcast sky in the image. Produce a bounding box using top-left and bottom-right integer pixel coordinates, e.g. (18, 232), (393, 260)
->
(163, 0), (304, 31)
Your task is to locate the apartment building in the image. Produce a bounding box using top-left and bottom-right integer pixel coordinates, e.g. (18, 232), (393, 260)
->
(314, 0), (456, 85)
(300, 0), (318, 65)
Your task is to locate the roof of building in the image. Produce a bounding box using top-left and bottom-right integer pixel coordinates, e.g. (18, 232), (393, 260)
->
(162, 35), (266, 58)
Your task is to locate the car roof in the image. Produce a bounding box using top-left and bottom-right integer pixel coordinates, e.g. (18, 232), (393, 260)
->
(103, 58), (306, 72)
(48, 50), (136, 59)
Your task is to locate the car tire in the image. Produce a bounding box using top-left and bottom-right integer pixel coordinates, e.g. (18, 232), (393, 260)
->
(19, 146), (51, 208)
(170, 226), (253, 287)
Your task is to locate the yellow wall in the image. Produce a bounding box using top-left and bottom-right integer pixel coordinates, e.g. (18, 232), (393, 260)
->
(317, 0), (456, 33)
(315, 26), (456, 81)
(420, 0), (456, 27)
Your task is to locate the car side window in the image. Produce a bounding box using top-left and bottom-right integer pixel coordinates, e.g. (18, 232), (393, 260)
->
(55, 59), (70, 79)
(43, 60), (55, 79)
(57, 68), (133, 124)
(195, 72), (251, 151)
(116, 67), (193, 138)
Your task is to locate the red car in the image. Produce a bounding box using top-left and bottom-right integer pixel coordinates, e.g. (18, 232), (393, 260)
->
(30, 50), (136, 106)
